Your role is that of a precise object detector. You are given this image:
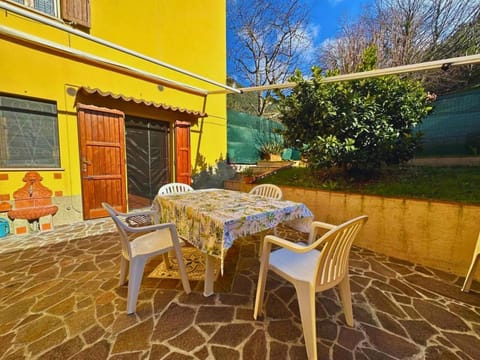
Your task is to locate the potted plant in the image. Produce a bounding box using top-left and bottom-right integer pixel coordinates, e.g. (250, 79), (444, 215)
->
(259, 141), (284, 161)
(241, 167), (256, 184)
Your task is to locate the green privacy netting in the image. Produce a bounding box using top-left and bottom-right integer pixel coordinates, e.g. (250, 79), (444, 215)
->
(416, 88), (480, 157)
(228, 88), (480, 163)
(227, 110), (285, 164)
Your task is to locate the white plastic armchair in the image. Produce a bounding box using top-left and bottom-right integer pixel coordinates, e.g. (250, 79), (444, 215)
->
(249, 184), (283, 253)
(158, 182), (193, 195)
(254, 215), (368, 360)
(103, 202), (191, 314)
(157, 182), (193, 244)
(249, 184), (283, 200)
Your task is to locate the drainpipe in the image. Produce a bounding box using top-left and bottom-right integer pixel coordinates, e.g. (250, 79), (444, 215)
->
(0, 25), (208, 96)
(0, 1), (241, 94)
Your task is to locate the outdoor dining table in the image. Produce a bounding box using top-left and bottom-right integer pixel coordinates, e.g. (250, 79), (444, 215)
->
(154, 188), (314, 296)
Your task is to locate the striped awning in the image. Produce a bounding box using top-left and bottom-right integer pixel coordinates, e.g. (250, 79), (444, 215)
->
(77, 87), (208, 118)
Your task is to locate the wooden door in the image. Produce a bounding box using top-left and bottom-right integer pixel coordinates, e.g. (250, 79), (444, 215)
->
(175, 122), (191, 184)
(77, 104), (127, 219)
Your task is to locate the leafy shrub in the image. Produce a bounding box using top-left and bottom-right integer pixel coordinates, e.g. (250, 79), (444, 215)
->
(277, 47), (433, 176)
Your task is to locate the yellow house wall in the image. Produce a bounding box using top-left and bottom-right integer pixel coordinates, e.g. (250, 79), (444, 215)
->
(0, 1), (227, 226)
(237, 183), (480, 280)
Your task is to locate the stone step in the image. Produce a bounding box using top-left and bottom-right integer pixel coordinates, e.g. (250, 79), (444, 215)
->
(256, 160), (292, 168)
(230, 161), (293, 187)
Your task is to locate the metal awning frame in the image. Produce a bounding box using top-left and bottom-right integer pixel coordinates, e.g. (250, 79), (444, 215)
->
(213, 53), (480, 95)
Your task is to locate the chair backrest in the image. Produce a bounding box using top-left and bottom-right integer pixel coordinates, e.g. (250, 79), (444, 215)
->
(102, 202), (133, 259)
(249, 184), (283, 200)
(158, 182), (193, 195)
(312, 215), (368, 290)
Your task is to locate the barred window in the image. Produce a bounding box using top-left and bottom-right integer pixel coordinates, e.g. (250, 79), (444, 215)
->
(9, 0), (91, 28)
(0, 94), (60, 168)
(10, 0), (58, 17)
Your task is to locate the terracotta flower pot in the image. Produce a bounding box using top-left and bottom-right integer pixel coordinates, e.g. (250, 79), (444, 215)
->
(269, 153), (282, 161)
(243, 176), (255, 184)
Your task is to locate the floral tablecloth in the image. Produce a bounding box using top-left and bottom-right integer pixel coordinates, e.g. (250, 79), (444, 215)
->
(155, 189), (313, 265)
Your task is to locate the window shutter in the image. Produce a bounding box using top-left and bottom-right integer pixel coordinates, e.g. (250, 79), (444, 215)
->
(61, 0), (90, 28)
(175, 122), (192, 185)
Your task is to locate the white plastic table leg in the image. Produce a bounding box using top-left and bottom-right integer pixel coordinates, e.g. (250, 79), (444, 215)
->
(203, 253), (215, 297)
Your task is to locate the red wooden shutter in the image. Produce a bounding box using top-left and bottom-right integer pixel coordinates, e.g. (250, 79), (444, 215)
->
(175, 122), (191, 185)
(61, 0), (91, 28)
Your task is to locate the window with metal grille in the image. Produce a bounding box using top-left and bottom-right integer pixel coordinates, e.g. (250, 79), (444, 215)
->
(10, 0), (58, 17)
(0, 94), (60, 168)
(8, 0), (90, 27)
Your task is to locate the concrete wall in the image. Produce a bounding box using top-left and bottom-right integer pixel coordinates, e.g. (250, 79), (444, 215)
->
(238, 182), (480, 280)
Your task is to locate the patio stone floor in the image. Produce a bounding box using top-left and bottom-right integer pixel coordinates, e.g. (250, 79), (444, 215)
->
(1, 219), (480, 359)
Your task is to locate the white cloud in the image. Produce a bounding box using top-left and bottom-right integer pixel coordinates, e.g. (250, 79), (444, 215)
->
(308, 24), (321, 41)
(292, 25), (319, 64)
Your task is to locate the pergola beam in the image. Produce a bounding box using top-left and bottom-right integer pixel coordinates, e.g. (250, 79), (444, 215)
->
(210, 53), (480, 94)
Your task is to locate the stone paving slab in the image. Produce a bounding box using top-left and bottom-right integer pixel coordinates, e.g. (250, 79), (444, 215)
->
(0, 223), (479, 359)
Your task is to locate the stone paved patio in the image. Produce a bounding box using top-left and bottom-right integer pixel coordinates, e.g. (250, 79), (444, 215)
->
(0, 220), (479, 359)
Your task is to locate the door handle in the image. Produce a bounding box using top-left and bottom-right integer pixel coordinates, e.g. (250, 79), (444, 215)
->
(81, 157), (91, 172)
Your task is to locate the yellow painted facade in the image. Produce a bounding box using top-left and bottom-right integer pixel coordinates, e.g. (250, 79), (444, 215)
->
(0, 1), (227, 227)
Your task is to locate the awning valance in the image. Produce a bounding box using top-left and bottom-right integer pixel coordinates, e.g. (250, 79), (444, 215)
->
(77, 87), (208, 118)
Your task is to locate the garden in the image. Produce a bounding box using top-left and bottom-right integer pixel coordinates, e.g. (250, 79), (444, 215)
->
(236, 47), (479, 206)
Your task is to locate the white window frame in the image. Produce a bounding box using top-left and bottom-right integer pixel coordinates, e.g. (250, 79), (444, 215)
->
(9, 0), (60, 18)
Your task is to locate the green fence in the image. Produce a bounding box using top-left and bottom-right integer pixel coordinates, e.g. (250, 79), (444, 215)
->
(228, 88), (480, 163)
(416, 88), (480, 157)
(227, 110), (285, 164)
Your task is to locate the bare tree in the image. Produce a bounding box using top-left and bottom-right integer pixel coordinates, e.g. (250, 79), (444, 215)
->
(421, 11), (480, 94)
(320, 0), (479, 78)
(320, 14), (374, 73)
(228, 0), (314, 118)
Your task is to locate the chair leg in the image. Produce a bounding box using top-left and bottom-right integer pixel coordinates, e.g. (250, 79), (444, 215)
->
(173, 248), (191, 294)
(119, 256), (128, 286)
(294, 281), (317, 360)
(462, 254), (480, 292)
(253, 253), (270, 319)
(338, 276), (354, 326)
(258, 229), (278, 258)
(126, 257), (147, 314)
(163, 252), (171, 269)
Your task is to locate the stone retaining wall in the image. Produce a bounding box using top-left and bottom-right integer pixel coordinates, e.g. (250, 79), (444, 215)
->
(236, 182), (480, 280)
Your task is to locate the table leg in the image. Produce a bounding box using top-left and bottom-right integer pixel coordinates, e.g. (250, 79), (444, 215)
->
(203, 253), (215, 297)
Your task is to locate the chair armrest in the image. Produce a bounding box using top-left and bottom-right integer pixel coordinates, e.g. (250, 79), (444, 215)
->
(311, 221), (336, 231)
(123, 222), (176, 234)
(264, 235), (312, 253)
(122, 209), (157, 218)
(307, 221), (336, 244)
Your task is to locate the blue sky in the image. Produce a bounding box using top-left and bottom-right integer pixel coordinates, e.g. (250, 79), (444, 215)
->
(307, 0), (372, 46)
(227, 0), (373, 77)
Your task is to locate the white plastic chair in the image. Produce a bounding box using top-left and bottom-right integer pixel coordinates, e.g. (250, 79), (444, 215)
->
(103, 202), (191, 314)
(249, 184), (283, 254)
(462, 231), (480, 292)
(158, 182), (193, 195)
(157, 182), (193, 245)
(254, 215), (368, 360)
(249, 184), (283, 200)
